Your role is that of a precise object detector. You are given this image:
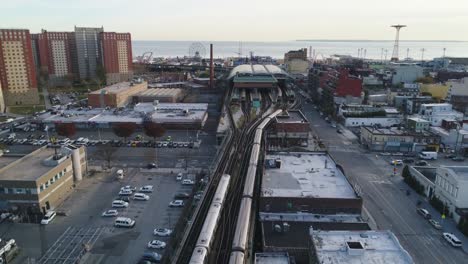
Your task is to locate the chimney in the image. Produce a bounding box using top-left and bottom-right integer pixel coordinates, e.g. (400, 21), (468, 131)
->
(210, 43), (214, 89)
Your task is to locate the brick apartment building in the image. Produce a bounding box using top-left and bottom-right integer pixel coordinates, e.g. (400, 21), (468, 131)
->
(335, 68), (363, 97)
(0, 29), (40, 106)
(100, 32), (133, 85)
(33, 30), (74, 86)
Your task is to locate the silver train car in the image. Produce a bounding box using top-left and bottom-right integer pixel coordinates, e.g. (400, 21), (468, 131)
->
(189, 174), (231, 264)
(229, 109), (282, 263)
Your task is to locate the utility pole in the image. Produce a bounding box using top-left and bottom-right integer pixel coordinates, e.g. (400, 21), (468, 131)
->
(406, 48), (410, 59)
(443, 48), (446, 58)
(384, 49), (388, 61)
(421, 48), (426, 62)
(381, 48), (384, 63)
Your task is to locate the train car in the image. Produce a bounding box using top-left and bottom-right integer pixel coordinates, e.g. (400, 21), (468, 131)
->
(228, 252), (245, 264)
(240, 89), (246, 101)
(242, 167), (256, 199)
(231, 198), (252, 252)
(212, 174), (230, 204)
(195, 203), (222, 249)
(253, 129), (263, 145)
(189, 247), (208, 264)
(189, 174), (230, 263)
(249, 144), (260, 167)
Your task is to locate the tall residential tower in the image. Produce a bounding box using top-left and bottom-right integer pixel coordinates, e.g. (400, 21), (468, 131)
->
(74, 26), (104, 80)
(0, 29), (39, 105)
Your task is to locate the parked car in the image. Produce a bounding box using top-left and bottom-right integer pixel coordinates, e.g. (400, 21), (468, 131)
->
(119, 189), (133, 196)
(415, 160), (429, 166)
(336, 129), (343, 134)
(153, 228), (173, 236)
(114, 217), (135, 228)
(102, 209), (119, 217)
(445, 153), (456, 159)
(133, 193), (150, 201)
(112, 200), (129, 208)
(174, 192), (190, 199)
(176, 173), (183, 181)
(443, 232), (462, 247)
(120, 185), (136, 192)
(390, 160), (403, 166)
(140, 252), (162, 263)
(169, 200), (184, 207)
(452, 156), (465, 162)
(147, 163), (157, 169)
(41, 211), (57, 225)
(428, 219), (442, 230)
(147, 240), (166, 249)
(115, 196), (131, 203)
(417, 208), (432, 219)
(139, 185), (154, 193)
(182, 179), (194, 185)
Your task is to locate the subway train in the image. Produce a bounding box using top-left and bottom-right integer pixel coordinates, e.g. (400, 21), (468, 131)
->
(229, 109), (282, 263)
(189, 174), (231, 264)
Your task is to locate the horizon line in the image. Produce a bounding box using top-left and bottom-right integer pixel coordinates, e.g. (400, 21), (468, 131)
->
(132, 39), (468, 43)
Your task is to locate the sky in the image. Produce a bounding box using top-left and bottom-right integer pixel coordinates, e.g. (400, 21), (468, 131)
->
(3, 0), (468, 41)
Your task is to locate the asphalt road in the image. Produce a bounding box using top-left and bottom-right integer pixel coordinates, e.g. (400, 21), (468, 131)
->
(301, 101), (467, 264)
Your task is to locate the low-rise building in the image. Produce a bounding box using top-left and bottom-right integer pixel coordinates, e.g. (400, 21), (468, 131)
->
(418, 103), (464, 126)
(39, 102), (209, 130)
(261, 152), (362, 214)
(255, 252), (291, 264)
(266, 110), (310, 147)
(405, 96), (435, 114)
(447, 77), (468, 114)
(133, 88), (184, 103)
(433, 166), (468, 223)
(390, 64), (424, 85)
(88, 80), (148, 108)
(360, 126), (440, 152)
(430, 119), (468, 152)
(309, 230), (414, 264)
(0, 145), (86, 221)
(407, 117), (430, 132)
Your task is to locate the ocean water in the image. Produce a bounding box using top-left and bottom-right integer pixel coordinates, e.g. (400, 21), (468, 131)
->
(132, 40), (468, 60)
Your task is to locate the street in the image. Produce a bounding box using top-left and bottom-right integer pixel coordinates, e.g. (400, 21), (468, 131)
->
(301, 101), (468, 264)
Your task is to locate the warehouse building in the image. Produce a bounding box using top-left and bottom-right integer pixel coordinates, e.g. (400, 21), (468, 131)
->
(309, 230), (414, 264)
(133, 88), (184, 103)
(88, 80), (148, 108)
(0, 145), (86, 222)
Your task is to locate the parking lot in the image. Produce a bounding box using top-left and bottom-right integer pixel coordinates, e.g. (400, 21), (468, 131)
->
(1, 167), (201, 264)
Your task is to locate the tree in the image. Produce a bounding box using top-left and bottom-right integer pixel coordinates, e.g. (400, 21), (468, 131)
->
(143, 121), (166, 142)
(55, 123), (77, 138)
(98, 144), (116, 168)
(112, 122), (137, 143)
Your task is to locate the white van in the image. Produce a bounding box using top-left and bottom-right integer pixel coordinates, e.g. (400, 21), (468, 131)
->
(419, 151), (437, 160)
(443, 232), (462, 247)
(41, 211), (57, 225)
(133, 193), (150, 201)
(112, 200), (129, 208)
(114, 217), (135, 228)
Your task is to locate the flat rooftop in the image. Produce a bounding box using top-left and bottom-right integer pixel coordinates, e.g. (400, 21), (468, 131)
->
(255, 253), (290, 264)
(262, 152), (356, 199)
(259, 212), (364, 223)
(408, 117), (430, 123)
(137, 88), (182, 97)
(0, 147), (68, 181)
(90, 81), (146, 95)
(311, 230), (414, 264)
(275, 110), (308, 124)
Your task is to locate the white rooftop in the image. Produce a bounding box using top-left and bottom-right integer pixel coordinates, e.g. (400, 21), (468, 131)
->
(262, 152), (356, 199)
(310, 230), (414, 264)
(255, 253), (290, 264)
(259, 212), (364, 223)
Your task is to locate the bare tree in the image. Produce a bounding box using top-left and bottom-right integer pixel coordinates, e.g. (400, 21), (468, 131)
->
(55, 123), (77, 138)
(98, 144), (116, 168)
(112, 122), (137, 143)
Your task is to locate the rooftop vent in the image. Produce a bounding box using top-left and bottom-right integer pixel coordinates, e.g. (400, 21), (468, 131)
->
(346, 241), (365, 256)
